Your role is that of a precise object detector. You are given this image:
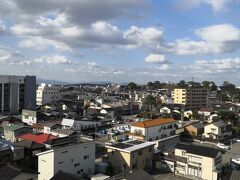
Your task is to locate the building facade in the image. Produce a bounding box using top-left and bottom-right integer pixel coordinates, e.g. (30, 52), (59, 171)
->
(0, 75), (36, 114)
(22, 109), (37, 125)
(129, 118), (176, 141)
(36, 83), (61, 106)
(172, 88), (209, 110)
(37, 141), (95, 180)
(105, 140), (155, 174)
(173, 143), (222, 180)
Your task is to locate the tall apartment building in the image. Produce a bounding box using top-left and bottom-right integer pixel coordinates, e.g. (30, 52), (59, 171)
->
(172, 88), (208, 110)
(36, 83), (61, 105)
(0, 75), (36, 114)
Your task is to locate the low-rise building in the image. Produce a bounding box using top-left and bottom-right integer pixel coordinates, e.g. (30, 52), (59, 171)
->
(203, 121), (232, 139)
(129, 118), (176, 141)
(22, 109), (37, 125)
(184, 122), (204, 136)
(105, 140), (155, 174)
(165, 143), (222, 180)
(37, 137), (95, 180)
(3, 123), (32, 142)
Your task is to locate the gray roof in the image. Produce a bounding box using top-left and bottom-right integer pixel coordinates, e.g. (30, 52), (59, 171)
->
(175, 143), (220, 158)
(210, 121), (226, 127)
(230, 170), (240, 180)
(126, 169), (155, 180)
(0, 165), (21, 180)
(191, 122), (204, 129)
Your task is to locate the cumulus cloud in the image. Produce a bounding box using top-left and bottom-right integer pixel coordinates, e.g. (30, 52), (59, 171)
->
(0, 45), (31, 65)
(145, 54), (169, 63)
(170, 24), (240, 55)
(35, 54), (71, 64)
(186, 57), (240, 75)
(174, 0), (233, 12)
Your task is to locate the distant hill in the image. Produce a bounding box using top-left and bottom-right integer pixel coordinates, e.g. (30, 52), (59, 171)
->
(36, 78), (69, 85)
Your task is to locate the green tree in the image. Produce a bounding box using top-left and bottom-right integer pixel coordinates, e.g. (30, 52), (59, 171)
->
(177, 80), (187, 88)
(127, 82), (137, 91)
(144, 95), (156, 111)
(217, 110), (239, 127)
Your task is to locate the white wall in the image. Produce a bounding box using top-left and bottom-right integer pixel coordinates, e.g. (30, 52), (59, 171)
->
(37, 141), (95, 180)
(36, 83), (61, 105)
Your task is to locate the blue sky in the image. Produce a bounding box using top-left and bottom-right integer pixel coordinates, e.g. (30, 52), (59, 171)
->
(0, 0), (240, 85)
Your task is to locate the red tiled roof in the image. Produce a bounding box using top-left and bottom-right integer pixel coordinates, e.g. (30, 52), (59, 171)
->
(18, 133), (58, 144)
(132, 118), (176, 128)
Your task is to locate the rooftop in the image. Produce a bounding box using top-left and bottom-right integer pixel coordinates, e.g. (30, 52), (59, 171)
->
(106, 140), (155, 153)
(18, 133), (58, 144)
(132, 118), (176, 128)
(3, 124), (31, 131)
(175, 143), (220, 158)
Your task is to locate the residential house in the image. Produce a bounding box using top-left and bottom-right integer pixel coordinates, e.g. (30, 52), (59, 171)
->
(203, 121), (232, 139)
(163, 143), (222, 180)
(22, 109), (37, 125)
(3, 123), (32, 142)
(129, 118), (176, 141)
(37, 137), (95, 180)
(160, 106), (171, 114)
(185, 122), (204, 136)
(61, 118), (101, 130)
(105, 140), (155, 174)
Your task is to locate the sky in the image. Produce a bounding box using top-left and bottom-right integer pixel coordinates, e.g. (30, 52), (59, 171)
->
(0, 0), (240, 85)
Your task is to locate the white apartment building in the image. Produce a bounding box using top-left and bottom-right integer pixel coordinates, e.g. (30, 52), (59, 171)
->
(36, 83), (61, 105)
(129, 118), (176, 141)
(22, 109), (37, 125)
(61, 118), (101, 130)
(164, 143), (222, 180)
(37, 140), (95, 180)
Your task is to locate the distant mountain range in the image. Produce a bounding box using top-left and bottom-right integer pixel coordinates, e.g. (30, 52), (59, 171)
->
(36, 78), (113, 85)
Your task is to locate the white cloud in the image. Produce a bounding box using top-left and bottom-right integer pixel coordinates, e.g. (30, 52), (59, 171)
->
(195, 24), (240, 42)
(174, 0), (233, 12)
(170, 24), (240, 55)
(145, 54), (168, 63)
(0, 45), (31, 65)
(35, 54), (71, 64)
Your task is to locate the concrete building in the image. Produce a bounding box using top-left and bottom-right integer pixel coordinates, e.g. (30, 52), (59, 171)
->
(163, 143), (222, 180)
(172, 88), (209, 110)
(36, 83), (61, 106)
(37, 138), (95, 180)
(22, 109), (37, 125)
(129, 118), (176, 141)
(105, 140), (155, 173)
(2, 123), (33, 142)
(0, 75), (36, 114)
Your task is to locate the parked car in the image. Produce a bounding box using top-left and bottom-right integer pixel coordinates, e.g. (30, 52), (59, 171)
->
(217, 143), (230, 150)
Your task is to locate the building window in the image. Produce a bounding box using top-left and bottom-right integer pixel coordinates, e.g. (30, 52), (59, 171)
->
(58, 161), (64, 164)
(149, 147), (152, 152)
(77, 171), (80, 174)
(138, 151), (142, 156)
(74, 163), (80, 167)
(61, 151), (68, 154)
(182, 151), (186, 156)
(84, 155), (89, 160)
